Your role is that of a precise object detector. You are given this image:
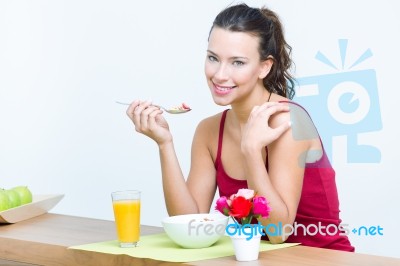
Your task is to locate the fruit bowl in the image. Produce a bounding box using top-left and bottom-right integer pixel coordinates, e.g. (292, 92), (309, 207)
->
(0, 194), (64, 223)
(162, 213), (229, 249)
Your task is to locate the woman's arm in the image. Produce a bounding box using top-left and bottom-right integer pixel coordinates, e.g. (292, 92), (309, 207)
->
(127, 100), (217, 215)
(158, 141), (199, 214)
(161, 118), (218, 215)
(186, 118), (219, 213)
(241, 102), (319, 243)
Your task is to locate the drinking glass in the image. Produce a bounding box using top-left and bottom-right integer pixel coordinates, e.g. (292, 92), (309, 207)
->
(111, 190), (141, 247)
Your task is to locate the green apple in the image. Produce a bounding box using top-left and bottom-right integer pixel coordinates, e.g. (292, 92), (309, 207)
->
(0, 189), (10, 211)
(5, 189), (22, 208)
(11, 186), (33, 205)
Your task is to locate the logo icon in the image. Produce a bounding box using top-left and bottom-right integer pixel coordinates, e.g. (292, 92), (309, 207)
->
(294, 39), (382, 163)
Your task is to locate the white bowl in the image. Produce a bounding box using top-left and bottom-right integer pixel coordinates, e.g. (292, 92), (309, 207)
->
(162, 213), (229, 249)
(0, 194), (64, 223)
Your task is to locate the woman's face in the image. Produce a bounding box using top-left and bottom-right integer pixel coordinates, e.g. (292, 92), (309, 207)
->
(205, 27), (270, 106)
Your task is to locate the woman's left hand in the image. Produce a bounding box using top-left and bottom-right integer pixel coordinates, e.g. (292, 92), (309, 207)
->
(241, 102), (291, 152)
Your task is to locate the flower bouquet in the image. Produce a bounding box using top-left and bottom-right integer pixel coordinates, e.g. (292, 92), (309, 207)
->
(215, 188), (271, 261)
(215, 188), (271, 224)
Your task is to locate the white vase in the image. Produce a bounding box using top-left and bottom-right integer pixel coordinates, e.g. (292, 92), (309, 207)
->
(229, 227), (262, 261)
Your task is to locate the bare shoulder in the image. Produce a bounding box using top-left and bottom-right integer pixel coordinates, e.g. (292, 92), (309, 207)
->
(195, 112), (224, 136)
(270, 99), (320, 141)
(192, 111), (226, 162)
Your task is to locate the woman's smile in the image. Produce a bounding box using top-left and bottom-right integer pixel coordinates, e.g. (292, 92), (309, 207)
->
(213, 83), (237, 95)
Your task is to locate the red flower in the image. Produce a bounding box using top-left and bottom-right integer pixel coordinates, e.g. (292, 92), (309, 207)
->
(229, 196), (252, 219)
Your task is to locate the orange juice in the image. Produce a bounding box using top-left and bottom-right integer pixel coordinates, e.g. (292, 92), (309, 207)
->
(113, 199), (141, 244)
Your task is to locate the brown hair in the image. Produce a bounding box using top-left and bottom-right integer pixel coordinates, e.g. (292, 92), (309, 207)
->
(210, 3), (295, 99)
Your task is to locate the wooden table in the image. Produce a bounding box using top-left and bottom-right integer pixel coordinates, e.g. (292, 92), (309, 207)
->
(0, 213), (399, 266)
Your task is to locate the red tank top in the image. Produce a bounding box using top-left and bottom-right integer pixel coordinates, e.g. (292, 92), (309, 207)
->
(215, 102), (355, 252)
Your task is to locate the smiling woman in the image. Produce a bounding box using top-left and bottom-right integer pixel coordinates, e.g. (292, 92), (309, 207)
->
(124, 3), (354, 252)
(205, 27), (273, 105)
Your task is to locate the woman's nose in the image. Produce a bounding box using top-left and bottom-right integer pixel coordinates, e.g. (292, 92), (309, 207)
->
(213, 64), (229, 81)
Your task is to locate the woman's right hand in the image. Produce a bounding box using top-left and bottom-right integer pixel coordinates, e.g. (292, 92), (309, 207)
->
(126, 100), (173, 146)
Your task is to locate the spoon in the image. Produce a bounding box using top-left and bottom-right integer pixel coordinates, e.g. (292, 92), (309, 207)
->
(115, 101), (191, 114)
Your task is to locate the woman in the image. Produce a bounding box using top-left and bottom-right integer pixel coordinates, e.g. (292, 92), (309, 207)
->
(126, 3), (354, 251)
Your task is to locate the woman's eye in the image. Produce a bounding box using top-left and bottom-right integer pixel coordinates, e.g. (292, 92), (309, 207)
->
(233, 61), (245, 66)
(208, 55), (218, 62)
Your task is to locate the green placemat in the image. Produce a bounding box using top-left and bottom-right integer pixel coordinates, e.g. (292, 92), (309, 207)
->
(69, 233), (299, 262)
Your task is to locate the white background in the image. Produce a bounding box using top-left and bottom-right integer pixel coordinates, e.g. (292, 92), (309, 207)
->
(1, 0), (399, 258)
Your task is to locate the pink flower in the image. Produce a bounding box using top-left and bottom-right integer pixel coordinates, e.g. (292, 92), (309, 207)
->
(215, 196), (230, 216)
(252, 196), (271, 218)
(235, 189), (255, 200)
